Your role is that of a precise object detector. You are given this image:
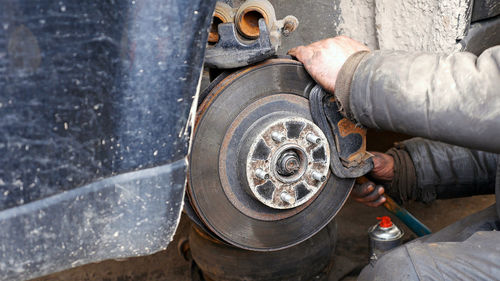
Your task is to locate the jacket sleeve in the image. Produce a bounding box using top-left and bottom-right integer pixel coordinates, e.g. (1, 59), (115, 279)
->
(335, 46), (500, 154)
(391, 138), (497, 203)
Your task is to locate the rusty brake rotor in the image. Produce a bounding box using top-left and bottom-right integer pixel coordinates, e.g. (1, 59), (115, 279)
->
(188, 58), (354, 251)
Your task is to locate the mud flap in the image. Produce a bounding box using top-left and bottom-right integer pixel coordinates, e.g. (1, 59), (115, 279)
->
(0, 0), (216, 279)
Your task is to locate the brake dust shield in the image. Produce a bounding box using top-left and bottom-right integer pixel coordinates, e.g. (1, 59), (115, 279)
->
(188, 59), (354, 251)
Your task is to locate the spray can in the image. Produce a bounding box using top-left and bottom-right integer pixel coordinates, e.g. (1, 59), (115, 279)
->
(368, 216), (404, 261)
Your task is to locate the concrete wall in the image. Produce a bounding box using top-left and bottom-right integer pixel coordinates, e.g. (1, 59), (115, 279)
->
(259, 0), (472, 54)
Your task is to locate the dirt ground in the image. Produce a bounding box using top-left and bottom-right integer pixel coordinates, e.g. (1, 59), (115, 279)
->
(32, 194), (495, 281)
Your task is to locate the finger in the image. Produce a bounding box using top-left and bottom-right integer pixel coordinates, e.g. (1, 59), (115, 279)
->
(357, 186), (384, 202)
(352, 182), (375, 197)
(287, 46), (301, 57)
(365, 195), (386, 207)
(293, 46), (315, 64)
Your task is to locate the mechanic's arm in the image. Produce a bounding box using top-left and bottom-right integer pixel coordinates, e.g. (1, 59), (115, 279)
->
(389, 138), (497, 203)
(289, 37), (500, 154)
(353, 138), (498, 206)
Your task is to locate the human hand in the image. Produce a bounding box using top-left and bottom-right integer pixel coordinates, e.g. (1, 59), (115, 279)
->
(351, 152), (395, 207)
(370, 151), (395, 181)
(288, 36), (369, 93)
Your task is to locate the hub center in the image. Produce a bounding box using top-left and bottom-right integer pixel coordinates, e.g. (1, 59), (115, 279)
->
(277, 150), (300, 176)
(272, 145), (307, 183)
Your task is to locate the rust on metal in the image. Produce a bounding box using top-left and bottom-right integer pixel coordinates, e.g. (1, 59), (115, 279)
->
(192, 225), (225, 245)
(208, 14), (225, 43)
(237, 7), (269, 39)
(337, 118), (365, 138)
(337, 118), (369, 163)
(234, 0), (276, 39)
(208, 2), (234, 43)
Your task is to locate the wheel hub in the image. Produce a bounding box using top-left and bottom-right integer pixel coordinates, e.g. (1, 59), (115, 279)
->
(245, 117), (330, 209)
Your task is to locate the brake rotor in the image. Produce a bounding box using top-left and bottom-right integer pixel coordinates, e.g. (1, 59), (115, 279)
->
(188, 58), (354, 251)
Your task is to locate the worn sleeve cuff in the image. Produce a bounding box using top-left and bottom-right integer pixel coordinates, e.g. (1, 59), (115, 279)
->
(334, 50), (370, 121)
(385, 145), (418, 204)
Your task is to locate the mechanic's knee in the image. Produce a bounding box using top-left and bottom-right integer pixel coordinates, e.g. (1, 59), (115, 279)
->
(358, 246), (419, 281)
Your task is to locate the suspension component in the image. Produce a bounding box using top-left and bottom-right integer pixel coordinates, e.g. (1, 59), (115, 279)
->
(205, 0), (299, 69)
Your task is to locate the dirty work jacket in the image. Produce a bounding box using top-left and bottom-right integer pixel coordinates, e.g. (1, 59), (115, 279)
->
(387, 137), (497, 205)
(336, 46), (500, 281)
(335, 46), (500, 216)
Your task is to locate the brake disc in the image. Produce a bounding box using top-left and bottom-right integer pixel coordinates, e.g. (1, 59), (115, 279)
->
(188, 58), (354, 251)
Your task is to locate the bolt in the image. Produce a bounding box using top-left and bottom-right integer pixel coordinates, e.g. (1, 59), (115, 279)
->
(306, 133), (321, 144)
(282, 17), (298, 37)
(280, 191), (295, 204)
(312, 171), (326, 182)
(255, 168), (269, 180)
(271, 131), (286, 143)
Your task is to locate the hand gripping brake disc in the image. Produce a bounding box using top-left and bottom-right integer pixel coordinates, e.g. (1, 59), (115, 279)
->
(188, 59), (360, 251)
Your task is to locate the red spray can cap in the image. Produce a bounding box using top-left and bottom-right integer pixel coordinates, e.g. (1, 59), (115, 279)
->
(377, 216), (393, 228)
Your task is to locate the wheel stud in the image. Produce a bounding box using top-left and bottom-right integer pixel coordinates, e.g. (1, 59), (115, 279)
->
(255, 168), (270, 180)
(271, 131), (286, 143)
(280, 191), (294, 204)
(306, 133), (321, 144)
(312, 171), (326, 182)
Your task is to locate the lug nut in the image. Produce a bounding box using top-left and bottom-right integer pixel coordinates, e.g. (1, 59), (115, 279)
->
(280, 191), (295, 204)
(255, 168), (269, 180)
(306, 133), (321, 144)
(271, 131), (285, 143)
(312, 171), (326, 182)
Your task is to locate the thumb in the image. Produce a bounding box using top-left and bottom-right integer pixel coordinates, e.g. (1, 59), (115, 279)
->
(288, 47), (297, 56)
